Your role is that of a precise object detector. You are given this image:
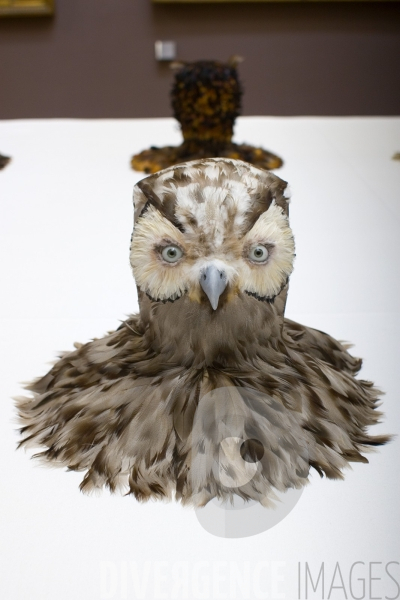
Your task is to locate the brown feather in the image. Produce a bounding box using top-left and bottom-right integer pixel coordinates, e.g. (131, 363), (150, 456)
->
(16, 158), (390, 507)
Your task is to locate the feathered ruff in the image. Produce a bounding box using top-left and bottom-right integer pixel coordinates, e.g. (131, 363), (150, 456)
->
(16, 294), (389, 507)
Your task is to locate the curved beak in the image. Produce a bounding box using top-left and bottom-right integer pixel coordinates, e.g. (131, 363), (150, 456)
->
(199, 264), (228, 310)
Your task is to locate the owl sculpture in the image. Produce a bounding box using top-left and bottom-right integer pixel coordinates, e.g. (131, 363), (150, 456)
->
(17, 158), (389, 507)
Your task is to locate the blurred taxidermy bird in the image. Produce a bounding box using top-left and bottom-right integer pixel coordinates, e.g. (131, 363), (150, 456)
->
(131, 58), (282, 174)
(17, 158), (389, 507)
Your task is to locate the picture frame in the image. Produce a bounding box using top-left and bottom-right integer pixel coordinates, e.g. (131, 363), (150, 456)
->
(0, 0), (54, 17)
(153, 0), (397, 3)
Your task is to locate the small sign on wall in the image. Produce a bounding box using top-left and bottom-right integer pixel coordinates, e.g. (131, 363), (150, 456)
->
(0, 0), (54, 17)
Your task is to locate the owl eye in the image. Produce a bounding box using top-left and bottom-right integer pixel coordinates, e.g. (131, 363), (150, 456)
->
(248, 245), (269, 263)
(161, 245), (183, 263)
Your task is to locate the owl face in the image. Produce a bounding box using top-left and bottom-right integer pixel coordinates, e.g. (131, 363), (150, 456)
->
(130, 159), (294, 310)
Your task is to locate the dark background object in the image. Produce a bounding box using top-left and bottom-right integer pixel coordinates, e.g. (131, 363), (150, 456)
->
(0, 0), (399, 119)
(132, 59), (283, 172)
(0, 153), (11, 169)
(171, 60), (242, 144)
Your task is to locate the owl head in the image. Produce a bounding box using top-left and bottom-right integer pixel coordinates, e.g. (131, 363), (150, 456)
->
(130, 158), (294, 313)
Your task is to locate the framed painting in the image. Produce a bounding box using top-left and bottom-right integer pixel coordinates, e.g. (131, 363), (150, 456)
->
(153, 0), (397, 3)
(0, 0), (54, 17)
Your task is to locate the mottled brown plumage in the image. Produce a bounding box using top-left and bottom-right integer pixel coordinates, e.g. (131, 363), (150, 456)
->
(131, 60), (282, 174)
(16, 158), (389, 507)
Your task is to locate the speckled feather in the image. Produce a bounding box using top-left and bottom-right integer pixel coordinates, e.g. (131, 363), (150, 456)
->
(16, 158), (389, 506)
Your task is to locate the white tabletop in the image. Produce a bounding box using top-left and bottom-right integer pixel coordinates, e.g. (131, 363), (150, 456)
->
(1, 117), (399, 599)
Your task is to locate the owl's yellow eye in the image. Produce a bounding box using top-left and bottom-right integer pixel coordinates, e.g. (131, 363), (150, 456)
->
(248, 244), (269, 263)
(161, 245), (183, 263)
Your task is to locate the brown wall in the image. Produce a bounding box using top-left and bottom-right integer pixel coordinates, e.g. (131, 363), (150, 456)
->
(0, 0), (399, 119)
